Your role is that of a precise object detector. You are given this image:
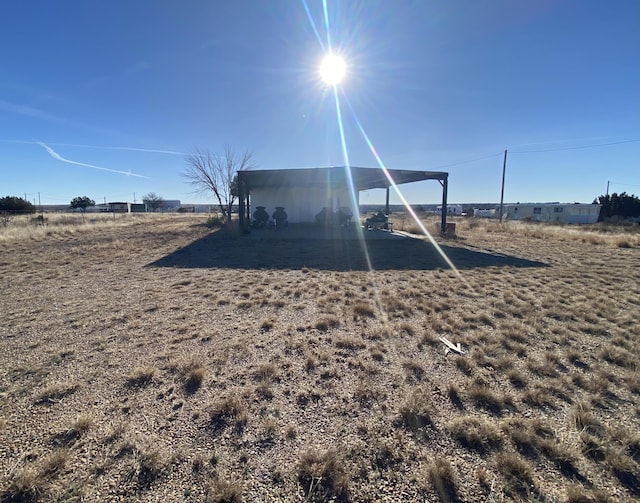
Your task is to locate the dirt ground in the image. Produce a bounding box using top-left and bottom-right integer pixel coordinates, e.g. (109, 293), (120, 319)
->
(1, 214), (639, 502)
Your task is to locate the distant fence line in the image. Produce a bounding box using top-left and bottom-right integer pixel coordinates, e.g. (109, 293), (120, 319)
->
(0, 210), (39, 215)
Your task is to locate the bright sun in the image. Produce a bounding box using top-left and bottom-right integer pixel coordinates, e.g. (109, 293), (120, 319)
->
(320, 54), (346, 86)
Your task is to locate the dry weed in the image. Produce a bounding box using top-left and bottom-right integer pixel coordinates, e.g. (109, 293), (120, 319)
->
(427, 458), (459, 502)
(297, 449), (349, 502)
(125, 366), (157, 387)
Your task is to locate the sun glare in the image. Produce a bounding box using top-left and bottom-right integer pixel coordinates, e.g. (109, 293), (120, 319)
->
(320, 54), (346, 86)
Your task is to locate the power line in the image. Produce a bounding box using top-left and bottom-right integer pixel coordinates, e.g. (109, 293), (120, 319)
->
(510, 139), (640, 154)
(428, 138), (639, 172)
(433, 152), (503, 170)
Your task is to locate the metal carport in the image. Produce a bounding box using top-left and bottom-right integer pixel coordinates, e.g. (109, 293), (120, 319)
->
(237, 166), (449, 234)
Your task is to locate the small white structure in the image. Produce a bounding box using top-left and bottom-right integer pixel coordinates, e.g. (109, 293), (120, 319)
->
(436, 204), (463, 215)
(473, 208), (497, 218)
(504, 203), (601, 224)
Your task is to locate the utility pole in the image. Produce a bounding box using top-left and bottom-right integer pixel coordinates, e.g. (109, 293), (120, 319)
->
(133, 192), (136, 203)
(499, 149), (507, 223)
(606, 181), (610, 197)
(38, 192), (42, 215)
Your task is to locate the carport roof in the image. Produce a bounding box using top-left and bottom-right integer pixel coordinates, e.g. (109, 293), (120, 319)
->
(238, 166), (447, 191)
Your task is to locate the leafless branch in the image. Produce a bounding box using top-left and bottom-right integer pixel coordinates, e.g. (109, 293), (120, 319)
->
(184, 145), (254, 220)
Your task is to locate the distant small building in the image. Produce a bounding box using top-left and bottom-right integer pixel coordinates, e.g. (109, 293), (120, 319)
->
(474, 208), (497, 218)
(436, 204), (463, 215)
(162, 200), (181, 211)
(108, 202), (129, 213)
(105, 202), (147, 213)
(504, 203), (601, 224)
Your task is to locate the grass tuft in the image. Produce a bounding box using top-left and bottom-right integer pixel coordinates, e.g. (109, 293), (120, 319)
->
(447, 416), (502, 453)
(315, 316), (340, 332)
(468, 384), (505, 415)
(185, 366), (207, 393)
(205, 477), (243, 503)
(297, 449), (349, 502)
(125, 366), (156, 388)
(1, 466), (45, 502)
(398, 388), (433, 431)
(34, 381), (79, 404)
(495, 452), (537, 497)
(427, 458), (459, 502)
(208, 396), (248, 432)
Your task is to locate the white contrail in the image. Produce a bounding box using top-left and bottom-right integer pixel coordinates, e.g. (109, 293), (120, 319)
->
(0, 139), (187, 156)
(38, 142), (149, 178)
(45, 142), (188, 155)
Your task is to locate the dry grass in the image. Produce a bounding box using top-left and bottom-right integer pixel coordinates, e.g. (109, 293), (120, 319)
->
(427, 458), (459, 502)
(1, 213), (639, 501)
(126, 366), (157, 387)
(297, 449), (349, 502)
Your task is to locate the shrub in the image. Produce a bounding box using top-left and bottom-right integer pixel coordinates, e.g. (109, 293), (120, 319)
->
(205, 213), (225, 228)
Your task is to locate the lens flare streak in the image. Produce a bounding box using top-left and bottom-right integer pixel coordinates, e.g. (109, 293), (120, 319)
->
(341, 93), (461, 276)
(322, 0), (332, 50)
(332, 87), (373, 273)
(300, 0), (325, 51)
(304, 1), (461, 280)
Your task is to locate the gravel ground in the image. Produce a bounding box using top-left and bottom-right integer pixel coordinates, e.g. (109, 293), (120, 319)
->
(1, 214), (639, 502)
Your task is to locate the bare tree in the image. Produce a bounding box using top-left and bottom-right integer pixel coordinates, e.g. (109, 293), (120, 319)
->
(143, 192), (165, 212)
(184, 146), (254, 222)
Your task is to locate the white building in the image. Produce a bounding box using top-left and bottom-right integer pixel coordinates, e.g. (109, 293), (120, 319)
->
(504, 203), (601, 224)
(473, 208), (497, 218)
(436, 204), (463, 215)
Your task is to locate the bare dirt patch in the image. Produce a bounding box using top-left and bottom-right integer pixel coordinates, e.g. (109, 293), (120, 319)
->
(1, 214), (639, 501)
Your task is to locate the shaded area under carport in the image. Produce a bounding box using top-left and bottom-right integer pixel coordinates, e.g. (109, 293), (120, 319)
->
(146, 229), (548, 272)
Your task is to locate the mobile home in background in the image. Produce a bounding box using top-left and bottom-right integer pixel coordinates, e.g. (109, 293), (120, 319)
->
(504, 203), (601, 224)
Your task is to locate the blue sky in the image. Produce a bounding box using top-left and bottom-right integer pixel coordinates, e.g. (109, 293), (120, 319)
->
(1, 0), (638, 206)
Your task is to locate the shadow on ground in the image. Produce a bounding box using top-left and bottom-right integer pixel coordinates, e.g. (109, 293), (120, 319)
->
(147, 230), (548, 271)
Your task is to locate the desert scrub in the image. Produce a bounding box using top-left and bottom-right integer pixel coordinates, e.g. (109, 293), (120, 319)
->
(398, 387), (433, 431)
(208, 396), (248, 432)
(1, 466), (46, 502)
(206, 477), (243, 503)
(297, 449), (349, 502)
(447, 416), (502, 453)
(468, 383), (505, 415)
(125, 366), (157, 387)
(315, 316), (340, 332)
(34, 381), (79, 404)
(427, 459), (459, 502)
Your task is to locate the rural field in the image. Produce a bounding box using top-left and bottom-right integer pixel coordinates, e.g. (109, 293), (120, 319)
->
(1, 212), (639, 502)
